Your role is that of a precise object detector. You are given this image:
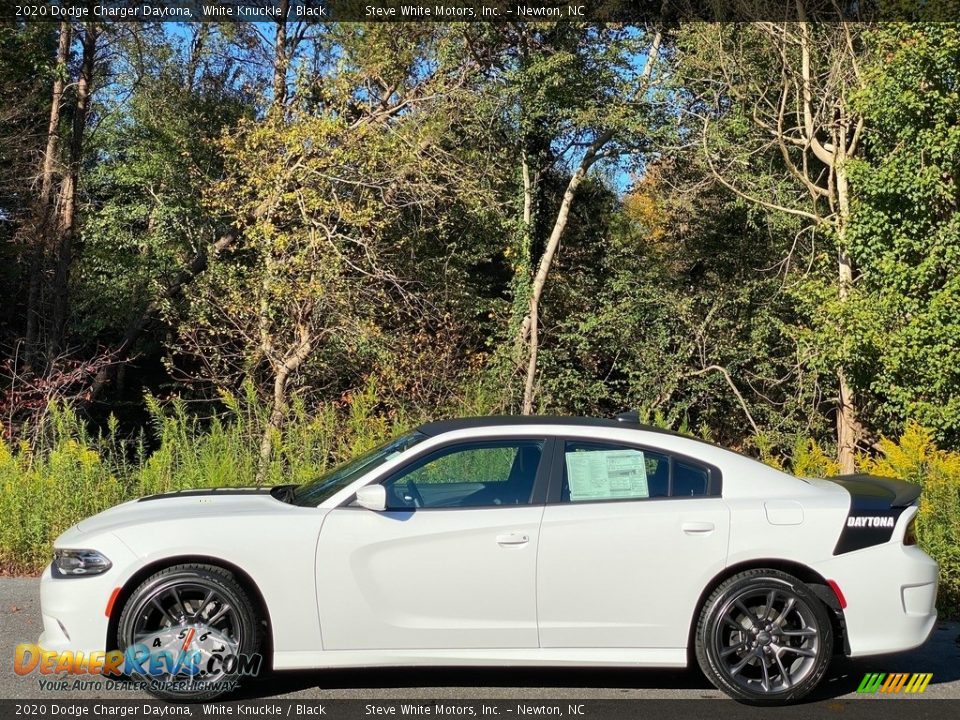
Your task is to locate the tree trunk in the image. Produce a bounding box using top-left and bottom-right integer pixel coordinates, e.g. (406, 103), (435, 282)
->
(834, 145), (857, 474)
(40, 23), (70, 207)
(521, 160), (592, 414)
(257, 326), (312, 484)
(25, 22), (71, 368)
(272, 0), (290, 109)
(184, 24), (209, 93)
(518, 29), (660, 414)
(49, 25), (96, 360)
(514, 149), (534, 358)
(800, 11), (859, 472)
(836, 365), (857, 474)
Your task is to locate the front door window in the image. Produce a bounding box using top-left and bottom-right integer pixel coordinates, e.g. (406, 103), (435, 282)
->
(382, 440), (543, 509)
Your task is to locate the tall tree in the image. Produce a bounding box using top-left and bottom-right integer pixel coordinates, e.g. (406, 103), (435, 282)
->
(49, 23), (98, 359)
(0, 23), (56, 358)
(465, 23), (664, 413)
(681, 13), (868, 471)
(22, 23), (70, 368)
(846, 24), (960, 444)
(78, 24), (257, 400)
(179, 25), (493, 478)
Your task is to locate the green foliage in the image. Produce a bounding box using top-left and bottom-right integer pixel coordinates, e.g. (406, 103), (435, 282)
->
(861, 423), (960, 617)
(0, 406), (126, 573)
(407, 446), (516, 485)
(2, 21), (960, 619)
(756, 422), (959, 616)
(0, 24), (56, 307)
(847, 24), (960, 444)
(73, 26), (255, 344)
(536, 166), (827, 454)
(178, 25), (508, 423)
(759, 435), (840, 479)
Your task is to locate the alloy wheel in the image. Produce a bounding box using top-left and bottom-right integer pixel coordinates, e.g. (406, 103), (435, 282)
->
(125, 578), (243, 686)
(712, 586), (821, 695)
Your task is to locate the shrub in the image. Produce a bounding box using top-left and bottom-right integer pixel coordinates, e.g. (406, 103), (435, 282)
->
(0, 406), (125, 572)
(861, 423), (960, 618)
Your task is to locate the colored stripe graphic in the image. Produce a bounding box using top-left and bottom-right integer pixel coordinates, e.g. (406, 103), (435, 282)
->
(904, 673), (933, 693)
(881, 673), (909, 693)
(857, 672), (932, 694)
(857, 673), (886, 693)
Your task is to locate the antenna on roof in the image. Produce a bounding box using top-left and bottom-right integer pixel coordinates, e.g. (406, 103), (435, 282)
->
(615, 410), (640, 424)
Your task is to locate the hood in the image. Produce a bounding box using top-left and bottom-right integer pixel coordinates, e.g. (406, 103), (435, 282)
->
(72, 487), (291, 537)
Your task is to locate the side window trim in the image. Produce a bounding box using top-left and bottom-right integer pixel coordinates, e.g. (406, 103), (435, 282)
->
(343, 435), (555, 510)
(545, 436), (723, 505)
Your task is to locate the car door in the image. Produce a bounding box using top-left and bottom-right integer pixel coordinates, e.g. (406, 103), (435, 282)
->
(316, 437), (551, 650)
(536, 438), (730, 649)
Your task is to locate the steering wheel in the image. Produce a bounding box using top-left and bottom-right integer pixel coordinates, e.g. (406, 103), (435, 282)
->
(404, 479), (425, 508)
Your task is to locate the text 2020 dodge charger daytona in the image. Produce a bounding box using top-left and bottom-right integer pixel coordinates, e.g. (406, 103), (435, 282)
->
(38, 415), (938, 703)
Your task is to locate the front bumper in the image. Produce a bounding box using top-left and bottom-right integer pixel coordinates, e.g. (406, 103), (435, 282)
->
(38, 536), (137, 655)
(817, 538), (938, 657)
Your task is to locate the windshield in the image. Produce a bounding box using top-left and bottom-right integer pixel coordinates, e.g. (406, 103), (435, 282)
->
(291, 431), (427, 507)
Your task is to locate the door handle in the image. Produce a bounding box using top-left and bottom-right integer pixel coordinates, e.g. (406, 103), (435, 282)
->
(682, 521), (715, 534)
(496, 532), (530, 546)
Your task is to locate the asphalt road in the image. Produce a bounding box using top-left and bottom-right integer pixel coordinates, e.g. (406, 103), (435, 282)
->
(2, 576), (958, 702)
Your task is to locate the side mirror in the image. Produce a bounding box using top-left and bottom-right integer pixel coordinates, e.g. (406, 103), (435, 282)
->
(355, 484), (387, 512)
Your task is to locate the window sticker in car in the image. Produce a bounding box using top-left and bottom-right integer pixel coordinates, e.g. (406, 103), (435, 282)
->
(565, 449), (650, 501)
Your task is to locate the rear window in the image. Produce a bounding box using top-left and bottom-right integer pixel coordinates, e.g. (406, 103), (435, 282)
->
(560, 441), (717, 503)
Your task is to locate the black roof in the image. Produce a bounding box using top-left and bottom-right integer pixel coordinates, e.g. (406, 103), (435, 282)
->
(416, 414), (691, 439)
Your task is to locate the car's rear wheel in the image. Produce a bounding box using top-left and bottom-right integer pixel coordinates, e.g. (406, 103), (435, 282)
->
(116, 564), (264, 701)
(695, 569), (833, 704)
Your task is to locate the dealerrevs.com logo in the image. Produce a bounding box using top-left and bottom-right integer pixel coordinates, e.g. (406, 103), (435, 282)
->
(14, 643), (262, 692)
(857, 672), (933, 694)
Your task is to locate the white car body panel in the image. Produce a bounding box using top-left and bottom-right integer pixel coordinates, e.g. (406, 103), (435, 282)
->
(537, 497), (730, 648)
(316, 505), (543, 650)
(39, 419), (938, 679)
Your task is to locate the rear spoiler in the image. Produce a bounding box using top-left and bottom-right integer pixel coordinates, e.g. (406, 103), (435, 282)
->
(827, 474), (921, 508)
(823, 474), (921, 554)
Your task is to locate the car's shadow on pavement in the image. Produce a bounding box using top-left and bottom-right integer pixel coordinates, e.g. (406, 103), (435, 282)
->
(231, 666), (717, 700)
(228, 622), (960, 703)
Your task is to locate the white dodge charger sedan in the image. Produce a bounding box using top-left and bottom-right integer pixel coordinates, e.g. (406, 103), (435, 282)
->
(39, 414), (938, 704)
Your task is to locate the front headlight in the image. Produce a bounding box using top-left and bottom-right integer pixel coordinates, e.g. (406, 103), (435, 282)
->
(53, 548), (112, 576)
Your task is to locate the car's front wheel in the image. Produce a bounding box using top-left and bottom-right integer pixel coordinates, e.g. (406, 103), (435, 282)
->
(695, 569), (833, 704)
(116, 563), (264, 701)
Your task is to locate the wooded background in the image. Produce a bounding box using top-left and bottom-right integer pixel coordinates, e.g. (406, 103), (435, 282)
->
(1, 18), (959, 590)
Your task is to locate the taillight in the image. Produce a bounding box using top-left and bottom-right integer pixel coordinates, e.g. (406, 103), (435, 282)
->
(904, 516), (917, 545)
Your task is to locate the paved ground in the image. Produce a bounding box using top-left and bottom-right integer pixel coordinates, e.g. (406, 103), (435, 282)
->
(2, 576), (958, 701)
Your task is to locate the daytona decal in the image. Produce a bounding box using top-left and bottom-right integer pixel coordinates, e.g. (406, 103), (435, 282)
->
(846, 516), (896, 528)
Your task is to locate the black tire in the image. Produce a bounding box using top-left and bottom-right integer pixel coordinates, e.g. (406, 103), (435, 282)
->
(116, 563), (264, 701)
(695, 569), (833, 704)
